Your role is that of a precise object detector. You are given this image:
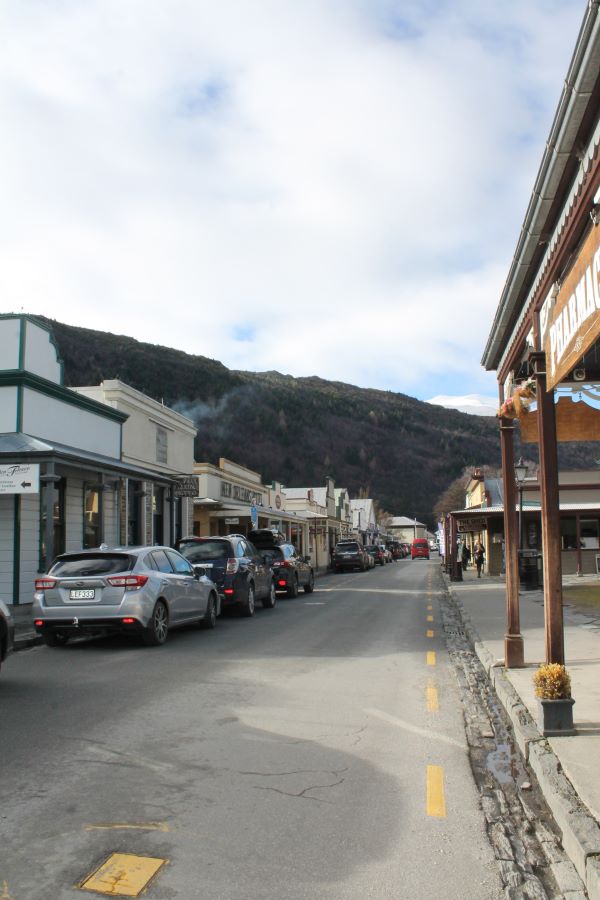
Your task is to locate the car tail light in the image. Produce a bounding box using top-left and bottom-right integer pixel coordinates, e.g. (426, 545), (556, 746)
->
(34, 619), (44, 626)
(122, 617), (136, 624)
(277, 579), (287, 587)
(224, 588), (234, 595)
(35, 577), (57, 590)
(107, 575), (149, 590)
(226, 558), (239, 574)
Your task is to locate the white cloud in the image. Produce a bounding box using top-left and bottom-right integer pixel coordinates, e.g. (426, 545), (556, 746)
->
(0, 0), (585, 397)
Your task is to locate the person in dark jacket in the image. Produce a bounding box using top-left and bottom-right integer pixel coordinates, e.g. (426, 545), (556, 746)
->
(474, 540), (485, 577)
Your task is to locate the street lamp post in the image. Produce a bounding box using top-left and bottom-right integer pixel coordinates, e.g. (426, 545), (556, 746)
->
(514, 458), (527, 581)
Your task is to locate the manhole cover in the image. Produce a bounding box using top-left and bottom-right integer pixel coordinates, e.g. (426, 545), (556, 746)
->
(79, 853), (167, 896)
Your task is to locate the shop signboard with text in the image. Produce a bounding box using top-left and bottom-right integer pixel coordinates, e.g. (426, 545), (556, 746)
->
(0, 463), (40, 494)
(543, 222), (600, 390)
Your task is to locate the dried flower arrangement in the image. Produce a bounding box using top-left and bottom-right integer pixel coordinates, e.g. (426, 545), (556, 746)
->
(533, 663), (572, 700)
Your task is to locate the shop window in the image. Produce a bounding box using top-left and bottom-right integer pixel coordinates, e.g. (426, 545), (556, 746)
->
(152, 486), (165, 545)
(580, 519), (599, 550)
(39, 478), (65, 570)
(156, 426), (168, 464)
(83, 484), (102, 549)
(560, 518), (577, 550)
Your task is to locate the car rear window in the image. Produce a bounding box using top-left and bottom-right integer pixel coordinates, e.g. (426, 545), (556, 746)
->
(336, 542), (359, 551)
(179, 540), (230, 562)
(50, 554), (133, 577)
(413, 540), (428, 547)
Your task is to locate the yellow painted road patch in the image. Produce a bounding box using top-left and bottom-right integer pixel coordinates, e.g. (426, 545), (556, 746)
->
(427, 614), (433, 622)
(426, 765), (446, 817)
(427, 604), (433, 611)
(427, 629), (434, 638)
(80, 853), (167, 897)
(427, 651), (436, 666)
(426, 680), (439, 712)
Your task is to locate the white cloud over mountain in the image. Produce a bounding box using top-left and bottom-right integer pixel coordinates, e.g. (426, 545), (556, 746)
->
(0, 1), (584, 398)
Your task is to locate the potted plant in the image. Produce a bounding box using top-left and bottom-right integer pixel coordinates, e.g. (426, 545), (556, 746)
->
(533, 663), (576, 736)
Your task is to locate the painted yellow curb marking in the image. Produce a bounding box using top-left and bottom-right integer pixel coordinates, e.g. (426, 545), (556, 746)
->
(426, 680), (439, 712)
(427, 651), (436, 666)
(426, 765), (446, 817)
(79, 853), (167, 896)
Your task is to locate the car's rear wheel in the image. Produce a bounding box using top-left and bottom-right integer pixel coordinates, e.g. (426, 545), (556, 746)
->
(242, 583), (255, 617)
(303, 572), (315, 594)
(43, 631), (69, 648)
(143, 601), (169, 646)
(287, 576), (299, 598)
(262, 581), (277, 609)
(200, 592), (217, 629)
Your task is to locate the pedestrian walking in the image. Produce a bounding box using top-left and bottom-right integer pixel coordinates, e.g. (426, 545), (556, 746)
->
(461, 544), (470, 572)
(474, 540), (485, 577)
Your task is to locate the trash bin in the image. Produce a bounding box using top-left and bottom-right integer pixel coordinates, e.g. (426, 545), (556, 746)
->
(519, 550), (542, 590)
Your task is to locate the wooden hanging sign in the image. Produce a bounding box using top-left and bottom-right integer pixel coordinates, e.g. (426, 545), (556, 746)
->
(544, 222), (600, 391)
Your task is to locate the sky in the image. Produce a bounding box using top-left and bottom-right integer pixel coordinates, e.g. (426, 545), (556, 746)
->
(0, 0), (587, 402)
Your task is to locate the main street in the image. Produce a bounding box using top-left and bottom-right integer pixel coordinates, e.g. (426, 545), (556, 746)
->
(1, 559), (505, 899)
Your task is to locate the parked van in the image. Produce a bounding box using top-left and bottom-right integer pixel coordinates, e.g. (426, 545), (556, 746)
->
(411, 538), (430, 560)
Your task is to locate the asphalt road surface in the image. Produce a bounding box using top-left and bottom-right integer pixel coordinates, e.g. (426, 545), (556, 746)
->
(0, 557), (503, 899)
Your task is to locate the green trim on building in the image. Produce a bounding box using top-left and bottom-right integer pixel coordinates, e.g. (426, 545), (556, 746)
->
(13, 495), (20, 605)
(0, 371), (128, 423)
(1, 313), (65, 383)
(17, 317), (25, 370)
(16, 384), (23, 432)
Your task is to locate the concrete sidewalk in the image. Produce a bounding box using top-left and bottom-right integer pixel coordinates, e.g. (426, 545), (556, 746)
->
(445, 567), (600, 899)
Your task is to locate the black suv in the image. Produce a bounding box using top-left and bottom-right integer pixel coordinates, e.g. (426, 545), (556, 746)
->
(332, 540), (369, 572)
(177, 535), (276, 616)
(248, 530), (314, 597)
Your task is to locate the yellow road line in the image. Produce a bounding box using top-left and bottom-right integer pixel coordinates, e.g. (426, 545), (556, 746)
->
(427, 614), (433, 622)
(427, 629), (434, 638)
(85, 822), (170, 833)
(426, 765), (446, 817)
(426, 679), (439, 712)
(427, 651), (436, 666)
(427, 604), (433, 610)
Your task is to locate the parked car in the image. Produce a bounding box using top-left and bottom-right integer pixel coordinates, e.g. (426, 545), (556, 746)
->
(332, 540), (369, 573)
(248, 529), (315, 595)
(0, 598), (15, 675)
(32, 546), (220, 647)
(178, 534), (276, 614)
(365, 549), (376, 568)
(428, 539), (438, 553)
(412, 538), (430, 560)
(380, 544), (393, 563)
(401, 542), (411, 558)
(365, 544), (386, 566)
(386, 541), (403, 560)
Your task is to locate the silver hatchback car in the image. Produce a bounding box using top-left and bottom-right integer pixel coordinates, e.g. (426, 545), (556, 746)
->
(32, 546), (220, 647)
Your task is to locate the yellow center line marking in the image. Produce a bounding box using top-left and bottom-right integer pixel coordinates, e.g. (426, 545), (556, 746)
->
(427, 629), (434, 638)
(1, 881), (16, 900)
(85, 822), (170, 833)
(427, 651), (436, 666)
(426, 765), (447, 817)
(426, 680), (439, 712)
(427, 604), (433, 610)
(427, 614), (433, 622)
(79, 853), (167, 897)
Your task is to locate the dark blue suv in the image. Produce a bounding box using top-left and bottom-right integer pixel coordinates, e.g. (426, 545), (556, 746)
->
(177, 535), (276, 616)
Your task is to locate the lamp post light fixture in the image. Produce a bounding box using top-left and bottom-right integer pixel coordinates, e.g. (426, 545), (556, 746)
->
(514, 458), (527, 578)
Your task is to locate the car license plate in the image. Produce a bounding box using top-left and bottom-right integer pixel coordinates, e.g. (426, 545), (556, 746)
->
(69, 589), (95, 600)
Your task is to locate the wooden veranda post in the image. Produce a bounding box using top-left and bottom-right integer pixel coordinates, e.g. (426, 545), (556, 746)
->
(499, 417), (524, 667)
(530, 351), (565, 665)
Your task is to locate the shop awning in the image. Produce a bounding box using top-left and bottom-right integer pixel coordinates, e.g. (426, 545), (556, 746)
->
(0, 432), (174, 484)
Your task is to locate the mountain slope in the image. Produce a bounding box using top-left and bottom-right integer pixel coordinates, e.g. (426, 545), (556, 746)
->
(41, 317), (503, 524)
